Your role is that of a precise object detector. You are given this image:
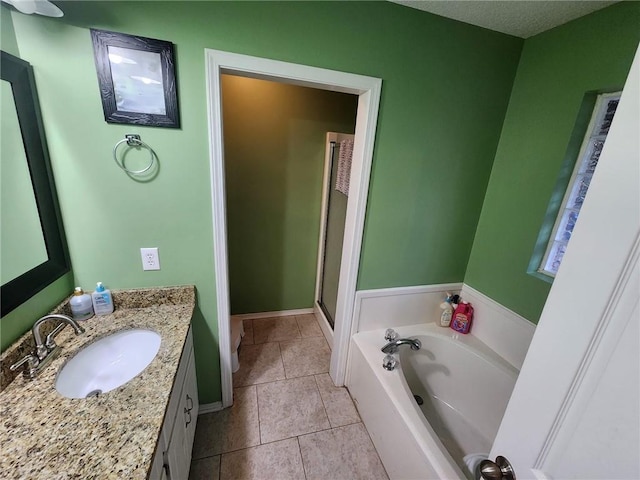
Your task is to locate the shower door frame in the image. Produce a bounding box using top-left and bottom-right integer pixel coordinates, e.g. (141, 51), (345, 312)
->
(205, 49), (382, 408)
(314, 132), (355, 346)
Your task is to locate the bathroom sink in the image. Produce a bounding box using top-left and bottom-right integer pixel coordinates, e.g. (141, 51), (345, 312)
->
(55, 329), (161, 399)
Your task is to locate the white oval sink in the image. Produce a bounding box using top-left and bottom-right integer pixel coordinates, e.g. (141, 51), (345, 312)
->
(56, 329), (161, 399)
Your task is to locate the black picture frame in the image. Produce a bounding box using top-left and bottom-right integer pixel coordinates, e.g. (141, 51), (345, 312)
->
(1, 51), (71, 317)
(90, 29), (180, 128)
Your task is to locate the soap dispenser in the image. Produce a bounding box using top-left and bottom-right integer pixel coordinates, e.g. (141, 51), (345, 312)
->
(70, 287), (94, 321)
(92, 282), (114, 315)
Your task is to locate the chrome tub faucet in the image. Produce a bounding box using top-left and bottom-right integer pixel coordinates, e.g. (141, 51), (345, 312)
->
(381, 338), (422, 354)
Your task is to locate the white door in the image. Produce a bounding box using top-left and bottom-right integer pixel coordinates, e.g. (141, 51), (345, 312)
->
(488, 46), (640, 479)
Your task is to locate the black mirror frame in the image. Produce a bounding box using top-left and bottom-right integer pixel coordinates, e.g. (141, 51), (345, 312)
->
(1, 51), (71, 317)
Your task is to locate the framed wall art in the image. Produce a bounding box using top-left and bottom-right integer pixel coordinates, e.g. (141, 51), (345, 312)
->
(90, 29), (180, 128)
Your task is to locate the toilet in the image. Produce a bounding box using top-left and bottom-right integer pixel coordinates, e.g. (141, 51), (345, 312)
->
(230, 317), (244, 373)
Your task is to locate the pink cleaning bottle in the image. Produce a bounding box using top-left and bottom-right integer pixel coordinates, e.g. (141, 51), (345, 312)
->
(450, 302), (474, 334)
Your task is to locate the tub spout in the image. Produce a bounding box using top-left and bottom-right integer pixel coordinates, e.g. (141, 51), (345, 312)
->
(381, 338), (422, 354)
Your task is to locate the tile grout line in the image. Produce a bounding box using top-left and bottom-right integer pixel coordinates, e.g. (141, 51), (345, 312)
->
(234, 340), (287, 388)
(277, 341), (289, 379)
(255, 383), (263, 446)
(218, 435), (318, 461)
(296, 436), (309, 480)
(238, 371), (332, 390)
(313, 374), (334, 429)
(293, 315), (303, 338)
(245, 318), (253, 345)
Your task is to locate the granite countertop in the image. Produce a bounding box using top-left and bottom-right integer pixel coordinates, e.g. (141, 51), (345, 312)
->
(0, 285), (196, 480)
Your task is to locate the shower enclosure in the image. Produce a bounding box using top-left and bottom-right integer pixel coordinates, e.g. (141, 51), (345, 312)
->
(316, 132), (353, 329)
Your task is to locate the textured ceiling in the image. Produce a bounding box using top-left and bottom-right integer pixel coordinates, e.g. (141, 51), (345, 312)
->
(390, 1), (619, 38)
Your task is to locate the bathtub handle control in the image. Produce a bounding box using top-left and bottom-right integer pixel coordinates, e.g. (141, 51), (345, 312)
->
(382, 354), (397, 371)
(384, 328), (398, 342)
(479, 455), (515, 480)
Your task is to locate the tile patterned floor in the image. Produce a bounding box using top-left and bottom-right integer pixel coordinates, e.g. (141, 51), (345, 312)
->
(189, 314), (388, 480)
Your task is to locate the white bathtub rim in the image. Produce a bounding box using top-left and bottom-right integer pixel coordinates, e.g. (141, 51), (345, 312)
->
(405, 324), (520, 378)
(352, 323), (520, 479)
(353, 331), (467, 479)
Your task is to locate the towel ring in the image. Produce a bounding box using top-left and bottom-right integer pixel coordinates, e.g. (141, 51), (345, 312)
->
(113, 134), (156, 175)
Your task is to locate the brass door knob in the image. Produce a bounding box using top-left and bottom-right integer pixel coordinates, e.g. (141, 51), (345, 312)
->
(479, 456), (515, 480)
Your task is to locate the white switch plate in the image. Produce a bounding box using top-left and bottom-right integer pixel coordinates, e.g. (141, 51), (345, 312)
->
(140, 247), (160, 271)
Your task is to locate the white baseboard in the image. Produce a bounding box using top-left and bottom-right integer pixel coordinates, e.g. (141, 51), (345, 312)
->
(460, 284), (535, 370)
(352, 283), (463, 334)
(198, 401), (224, 414)
(230, 308), (314, 321)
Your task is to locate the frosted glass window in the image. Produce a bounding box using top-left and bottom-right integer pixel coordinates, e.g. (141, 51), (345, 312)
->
(539, 92), (621, 277)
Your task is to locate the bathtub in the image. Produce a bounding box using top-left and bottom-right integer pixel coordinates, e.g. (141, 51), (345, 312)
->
(347, 323), (518, 479)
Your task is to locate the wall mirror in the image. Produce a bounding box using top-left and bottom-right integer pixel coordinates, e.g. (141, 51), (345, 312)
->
(1, 50), (70, 317)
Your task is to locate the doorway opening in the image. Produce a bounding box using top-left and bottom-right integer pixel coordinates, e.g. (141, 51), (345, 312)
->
(221, 75), (356, 336)
(206, 49), (381, 407)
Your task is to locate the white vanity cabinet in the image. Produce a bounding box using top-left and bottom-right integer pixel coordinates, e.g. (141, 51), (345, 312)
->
(149, 327), (199, 480)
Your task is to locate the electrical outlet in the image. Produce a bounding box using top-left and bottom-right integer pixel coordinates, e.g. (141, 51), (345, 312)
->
(140, 247), (160, 271)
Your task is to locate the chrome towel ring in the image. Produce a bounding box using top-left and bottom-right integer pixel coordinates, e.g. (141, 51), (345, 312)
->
(113, 134), (156, 175)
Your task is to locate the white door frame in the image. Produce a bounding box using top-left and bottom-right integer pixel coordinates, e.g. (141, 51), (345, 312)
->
(205, 49), (382, 407)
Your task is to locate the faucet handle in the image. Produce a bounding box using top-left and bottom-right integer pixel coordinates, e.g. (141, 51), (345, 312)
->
(382, 354), (397, 371)
(10, 354), (40, 378)
(45, 323), (67, 350)
(384, 328), (398, 342)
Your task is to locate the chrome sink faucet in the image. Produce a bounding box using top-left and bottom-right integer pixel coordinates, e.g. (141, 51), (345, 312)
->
(32, 314), (85, 360)
(10, 314), (85, 380)
(381, 338), (422, 354)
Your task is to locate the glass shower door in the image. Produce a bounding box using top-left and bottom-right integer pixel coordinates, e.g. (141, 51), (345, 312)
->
(318, 137), (350, 328)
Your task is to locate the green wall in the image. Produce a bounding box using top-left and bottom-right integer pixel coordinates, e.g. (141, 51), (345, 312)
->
(222, 75), (357, 314)
(4, 1), (522, 403)
(465, 1), (640, 322)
